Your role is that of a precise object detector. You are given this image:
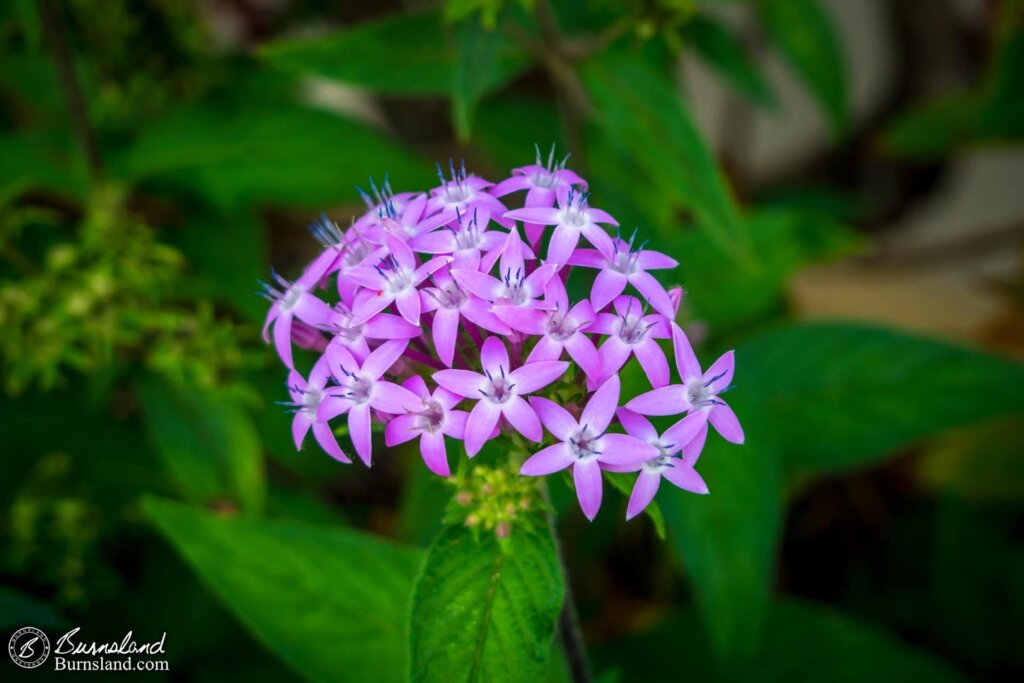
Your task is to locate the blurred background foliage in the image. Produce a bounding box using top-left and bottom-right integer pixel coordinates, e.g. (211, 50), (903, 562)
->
(1, 0), (1023, 681)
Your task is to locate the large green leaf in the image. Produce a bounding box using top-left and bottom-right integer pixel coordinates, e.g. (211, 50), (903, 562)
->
(409, 519), (565, 682)
(0, 587), (63, 629)
(452, 18), (528, 142)
(136, 377), (265, 513)
(683, 15), (775, 107)
(581, 50), (748, 257)
(738, 323), (1024, 473)
(259, 11), (531, 97)
(598, 599), (965, 681)
(144, 498), (421, 683)
(759, 0), (848, 132)
(113, 83), (434, 208)
(661, 387), (781, 657)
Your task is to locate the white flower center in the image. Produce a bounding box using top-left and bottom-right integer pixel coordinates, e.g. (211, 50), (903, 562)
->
(481, 368), (516, 405)
(568, 426), (601, 459)
(416, 399), (446, 434)
(616, 314), (650, 345)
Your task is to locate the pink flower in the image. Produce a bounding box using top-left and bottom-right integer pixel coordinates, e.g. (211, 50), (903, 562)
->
(261, 267), (333, 369)
(521, 376), (658, 520)
(452, 229), (558, 329)
(608, 409), (709, 520)
(410, 207), (507, 271)
(503, 186), (618, 266)
(433, 337), (568, 456)
(491, 147), (587, 247)
(323, 301), (422, 362)
(589, 296), (672, 389)
(420, 269), (511, 367)
(318, 340), (423, 466)
(428, 160), (512, 226)
(497, 277), (601, 382)
(285, 356), (349, 463)
(348, 226), (451, 325)
(384, 376), (468, 477)
(625, 322), (744, 444)
(567, 228), (678, 317)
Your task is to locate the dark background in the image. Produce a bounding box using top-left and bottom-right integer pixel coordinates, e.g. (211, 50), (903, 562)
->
(2, 0), (1023, 681)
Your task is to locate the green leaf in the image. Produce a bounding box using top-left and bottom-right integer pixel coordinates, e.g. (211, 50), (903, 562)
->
(452, 19), (523, 142)
(679, 207), (860, 330)
(113, 79), (434, 208)
(878, 95), (978, 160)
(136, 377), (265, 513)
(737, 323), (1024, 474)
(144, 497), (422, 683)
(475, 96), (564, 172)
(409, 519), (565, 682)
(599, 599), (965, 681)
(683, 15), (775, 107)
(661, 388), (781, 657)
(582, 50), (747, 257)
(759, 0), (848, 132)
(259, 11), (531, 97)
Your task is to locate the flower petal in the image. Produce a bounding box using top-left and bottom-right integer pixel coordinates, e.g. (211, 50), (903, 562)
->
(662, 411), (708, 455)
(481, 336), (510, 374)
(626, 470), (662, 520)
(348, 403), (372, 466)
(629, 270), (675, 319)
(681, 422), (709, 466)
(385, 413), (420, 446)
(624, 385), (690, 416)
(662, 460), (709, 494)
(709, 401), (744, 444)
(564, 333), (602, 381)
(547, 223), (581, 266)
(313, 421), (351, 463)
(371, 381), (421, 414)
(509, 360), (568, 394)
(451, 269), (502, 301)
(615, 408), (658, 442)
(598, 434), (660, 465)
(502, 395), (543, 442)
(465, 399), (501, 457)
(671, 322), (702, 381)
(292, 413), (312, 451)
(432, 307), (460, 367)
(590, 269), (628, 313)
(634, 338), (670, 389)
(529, 397), (578, 441)
(419, 431), (450, 477)
(573, 458), (604, 521)
(362, 339), (408, 379)
(703, 350), (735, 393)
(273, 312), (294, 369)
(504, 207), (561, 225)
(582, 375), (620, 435)
(520, 443), (573, 476)
(364, 313), (422, 339)
(395, 287), (421, 324)
(433, 369), (486, 398)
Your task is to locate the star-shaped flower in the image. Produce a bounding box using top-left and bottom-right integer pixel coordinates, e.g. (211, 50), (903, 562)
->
(384, 375), (468, 477)
(503, 186), (618, 266)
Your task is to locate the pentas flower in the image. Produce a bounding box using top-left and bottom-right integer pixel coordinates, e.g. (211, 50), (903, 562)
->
(590, 296), (672, 389)
(608, 409), (709, 520)
(428, 160), (512, 227)
(411, 207), (506, 271)
(285, 356), (349, 463)
(263, 155), (744, 523)
(567, 228), (678, 318)
(433, 337), (567, 456)
(521, 376), (658, 520)
(625, 322), (744, 444)
(323, 301), (421, 362)
(452, 229), (558, 328)
(504, 186), (618, 266)
(348, 225), (451, 325)
(319, 340), (422, 466)
(420, 269), (510, 368)
(491, 146), (588, 247)
(499, 277), (601, 382)
(261, 267), (333, 369)
(385, 375), (467, 477)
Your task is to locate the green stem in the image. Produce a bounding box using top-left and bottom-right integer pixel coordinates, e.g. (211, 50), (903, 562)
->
(541, 480), (593, 683)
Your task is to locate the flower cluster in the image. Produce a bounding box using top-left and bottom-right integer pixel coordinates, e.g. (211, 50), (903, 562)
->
(263, 153), (743, 521)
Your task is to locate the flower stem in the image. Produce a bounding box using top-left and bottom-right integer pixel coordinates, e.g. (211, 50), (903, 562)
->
(542, 481), (593, 683)
(37, 0), (104, 183)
